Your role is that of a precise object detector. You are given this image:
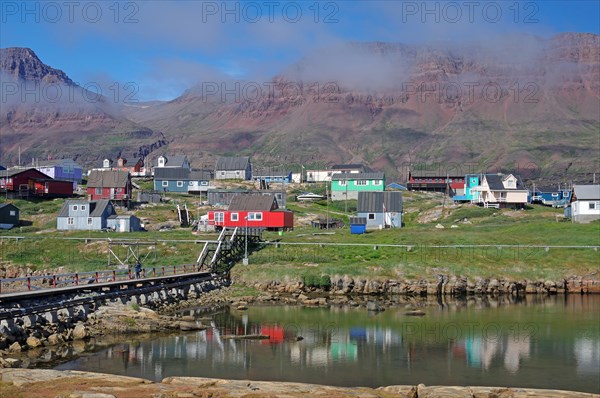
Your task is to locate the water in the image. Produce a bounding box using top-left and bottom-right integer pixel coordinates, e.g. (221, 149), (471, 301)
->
(56, 295), (600, 393)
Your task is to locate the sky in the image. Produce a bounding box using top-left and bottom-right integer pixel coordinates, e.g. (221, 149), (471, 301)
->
(1, 0), (598, 101)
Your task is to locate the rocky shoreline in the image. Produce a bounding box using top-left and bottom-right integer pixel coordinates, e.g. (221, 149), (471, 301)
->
(0, 368), (598, 397)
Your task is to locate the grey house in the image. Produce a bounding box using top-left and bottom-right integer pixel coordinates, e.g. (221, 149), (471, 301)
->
(357, 191), (403, 229)
(57, 200), (143, 232)
(215, 157), (252, 180)
(0, 203), (19, 229)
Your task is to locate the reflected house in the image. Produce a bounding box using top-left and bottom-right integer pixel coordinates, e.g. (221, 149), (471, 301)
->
(465, 337), (499, 370)
(574, 338), (600, 376)
(260, 324), (285, 344)
(503, 335), (530, 373)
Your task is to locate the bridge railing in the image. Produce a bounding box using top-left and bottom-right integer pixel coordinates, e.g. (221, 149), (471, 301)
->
(0, 264), (199, 295)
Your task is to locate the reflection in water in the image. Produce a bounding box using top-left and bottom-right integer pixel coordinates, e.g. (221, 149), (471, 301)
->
(55, 295), (600, 393)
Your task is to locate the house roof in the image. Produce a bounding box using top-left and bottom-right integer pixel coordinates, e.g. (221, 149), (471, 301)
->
(216, 156), (250, 171)
(332, 172), (385, 181)
(410, 170), (463, 178)
(358, 191), (403, 213)
(228, 194), (277, 211)
(0, 203), (18, 211)
(57, 199), (113, 218)
(0, 168), (50, 179)
(332, 164), (366, 171)
(485, 173), (526, 191)
(154, 167), (190, 180)
(87, 170), (129, 188)
(252, 167), (290, 177)
(189, 169), (214, 180)
(574, 185), (600, 200)
(155, 155), (188, 167)
(37, 159), (82, 168)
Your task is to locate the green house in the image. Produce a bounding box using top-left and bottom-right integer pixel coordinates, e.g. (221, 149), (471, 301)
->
(331, 172), (385, 200)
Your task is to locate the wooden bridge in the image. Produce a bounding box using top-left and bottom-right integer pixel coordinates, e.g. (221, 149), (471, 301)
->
(196, 227), (262, 273)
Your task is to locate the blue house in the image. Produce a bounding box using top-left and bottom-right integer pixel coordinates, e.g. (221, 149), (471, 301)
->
(36, 159), (83, 185)
(453, 174), (482, 202)
(252, 167), (292, 183)
(531, 186), (572, 207)
(154, 168), (213, 193)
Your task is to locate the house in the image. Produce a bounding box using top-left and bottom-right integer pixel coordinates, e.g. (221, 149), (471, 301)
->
(252, 167), (292, 183)
(0, 168), (74, 198)
(114, 157), (147, 177)
(0, 203), (19, 229)
(57, 199), (142, 231)
(0, 165), (5, 171)
(452, 174), (482, 202)
(153, 168), (213, 193)
(35, 159), (83, 185)
(386, 182), (408, 191)
(215, 157), (252, 180)
(87, 170), (132, 202)
(305, 169), (334, 182)
(471, 173), (528, 208)
(207, 194), (293, 231)
(357, 191), (403, 229)
(155, 155), (190, 170)
(407, 170), (465, 194)
(567, 185), (600, 223)
(331, 172), (385, 201)
(531, 186), (571, 207)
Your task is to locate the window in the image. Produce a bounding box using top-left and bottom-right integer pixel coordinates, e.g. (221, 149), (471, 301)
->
(176, 181), (184, 187)
(339, 180), (346, 186)
(590, 202), (597, 210)
(221, 171), (225, 176)
(162, 181), (169, 187)
(87, 217), (93, 225)
(9, 210), (15, 216)
(373, 180), (381, 186)
(552, 193), (559, 197)
(81, 205), (86, 211)
(95, 187), (102, 195)
(189, 181), (194, 186)
(355, 180), (367, 186)
(214, 212), (224, 223)
(368, 213), (375, 220)
(231, 213), (239, 221)
(248, 212), (263, 221)
(201, 181), (208, 186)
(72, 205), (78, 211)
(67, 217), (74, 225)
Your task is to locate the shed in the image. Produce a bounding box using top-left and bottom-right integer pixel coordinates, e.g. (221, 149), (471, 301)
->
(357, 191), (403, 228)
(349, 217), (367, 234)
(0, 203), (19, 229)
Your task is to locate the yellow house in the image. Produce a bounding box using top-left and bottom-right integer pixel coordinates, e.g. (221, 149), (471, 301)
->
(471, 174), (529, 208)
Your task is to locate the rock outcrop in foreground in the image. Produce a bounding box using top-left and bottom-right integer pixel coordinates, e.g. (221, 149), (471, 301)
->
(0, 369), (597, 398)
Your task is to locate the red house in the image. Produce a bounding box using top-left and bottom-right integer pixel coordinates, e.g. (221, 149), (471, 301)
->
(407, 170), (464, 194)
(208, 194), (293, 231)
(0, 168), (73, 197)
(87, 170), (132, 202)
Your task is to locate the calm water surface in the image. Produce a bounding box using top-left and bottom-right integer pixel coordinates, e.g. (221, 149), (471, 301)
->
(56, 295), (600, 393)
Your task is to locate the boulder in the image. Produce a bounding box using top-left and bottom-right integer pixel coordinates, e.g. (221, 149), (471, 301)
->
(9, 342), (22, 353)
(73, 324), (88, 340)
(26, 336), (43, 348)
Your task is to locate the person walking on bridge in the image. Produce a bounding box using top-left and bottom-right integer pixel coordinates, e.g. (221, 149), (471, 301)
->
(135, 260), (142, 279)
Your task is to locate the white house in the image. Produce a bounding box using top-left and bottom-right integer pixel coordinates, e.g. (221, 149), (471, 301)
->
(569, 185), (600, 223)
(471, 173), (529, 208)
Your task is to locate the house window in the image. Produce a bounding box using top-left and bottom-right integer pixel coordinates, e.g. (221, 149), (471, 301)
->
(95, 187), (102, 195)
(368, 213), (375, 220)
(231, 213), (239, 221)
(162, 181), (169, 187)
(355, 180), (367, 186)
(373, 180), (381, 186)
(221, 171), (225, 176)
(72, 205), (78, 211)
(214, 212), (224, 223)
(81, 205), (86, 211)
(201, 181), (208, 186)
(176, 181), (184, 187)
(552, 193), (559, 197)
(248, 212), (263, 221)
(590, 202), (597, 210)
(87, 217), (93, 225)
(9, 210), (15, 216)
(339, 180), (346, 186)
(189, 181), (194, 186)
(67, 217), (74, 225)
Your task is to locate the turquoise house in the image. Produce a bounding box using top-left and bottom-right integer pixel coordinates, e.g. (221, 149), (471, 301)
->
(331, 172), (385, 201)
(453, 174), (481, 202)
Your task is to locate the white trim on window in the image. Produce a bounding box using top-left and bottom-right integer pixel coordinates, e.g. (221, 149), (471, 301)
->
(67, 217), (74, 225)
(176, 181), (184, 187)
(231, 213), (239, 221)
(87, 217), (93, 225)
(162, 181), (169, 187)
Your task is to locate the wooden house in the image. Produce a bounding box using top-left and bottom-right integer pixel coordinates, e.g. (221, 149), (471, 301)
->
(331, 164), (369, 174)
(154, 168), (213, 193)
(57, 199), (142, 231)
(215, 157), (252, 180)
(305, 169), (334, 182)
(36, 159), (83, 185)
(357, 191), (403, 229)
(531, 186), (572, 207)
(0, 203), (19, 229)
(331, 172), (385, 201)
(568, 185), (600, 223)
(155, 155), (190, 170)
(407, 170), (465, 194)
(87, 170), (132, 202)
(252, 167), (292, 183)
(471, 173), (528, 208)
(0, 168), (73, 198)
(452, 174), (482, 202)
(207, 194), (293, 231)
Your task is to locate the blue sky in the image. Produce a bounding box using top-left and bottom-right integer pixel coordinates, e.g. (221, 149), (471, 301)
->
(1, 0), (598, 101)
